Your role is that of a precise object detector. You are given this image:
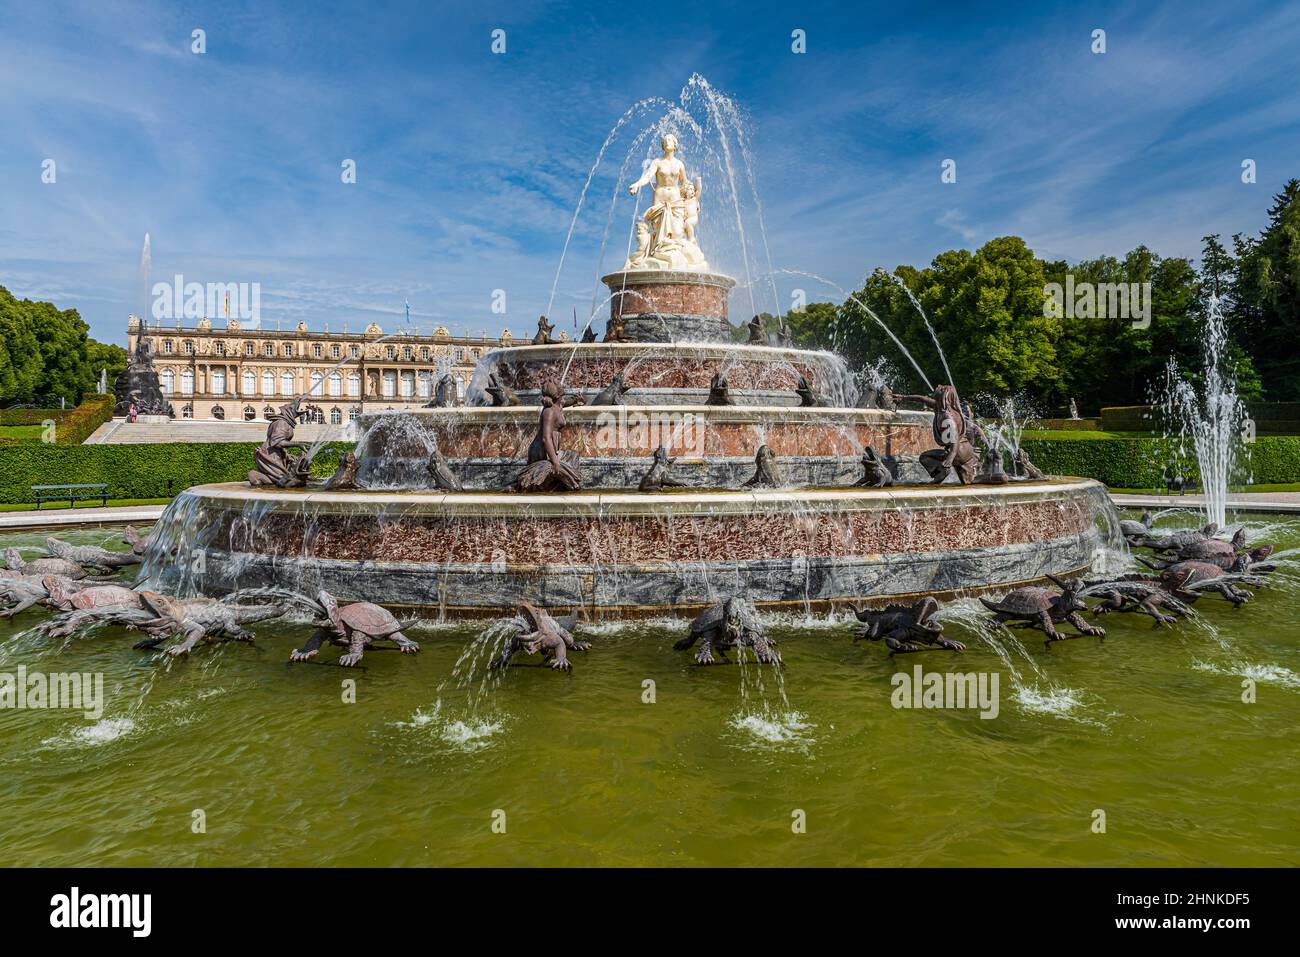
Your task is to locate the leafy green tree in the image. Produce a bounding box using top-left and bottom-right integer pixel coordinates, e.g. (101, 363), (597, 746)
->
(0, 285), (123, 406)
(0, 287), (42, 404)
(1232, 179), (1300, 397)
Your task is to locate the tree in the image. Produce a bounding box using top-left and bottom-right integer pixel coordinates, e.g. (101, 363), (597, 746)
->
(1232, 179), (1300, 398)
(0, 285), (122, 406)
(0, 287), (42, 404)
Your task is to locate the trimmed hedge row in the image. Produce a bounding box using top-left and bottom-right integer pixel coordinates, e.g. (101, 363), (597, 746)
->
(55, 393), (115, 445)
(1022, 435), (1300, 488)
(1100, 402), (1300, 435)
(1024, 417), (1102, 431)
(0, 393), (114, 445)
(0, 441), (351, 504)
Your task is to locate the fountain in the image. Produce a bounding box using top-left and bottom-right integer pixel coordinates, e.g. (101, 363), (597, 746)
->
(1156, 296), (1249, 528)
(137, 90), (1112, 618)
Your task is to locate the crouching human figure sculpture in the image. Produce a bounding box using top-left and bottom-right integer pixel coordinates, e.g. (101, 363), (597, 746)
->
(249, 395), (312, 488)
(515, 380), (585, 492)
(897, 385), (979, 484)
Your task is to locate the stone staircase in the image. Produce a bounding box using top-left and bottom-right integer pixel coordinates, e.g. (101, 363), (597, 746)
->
(82, 418), (353, 445)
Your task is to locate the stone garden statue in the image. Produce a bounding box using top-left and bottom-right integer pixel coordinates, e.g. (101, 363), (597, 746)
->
(624, 133), (709, 272)
(113, 339), (173, 417)
(897, 385), (979, 484)
(248, 395), (313, 488)
(515, 380), (586, 492)
(532, 315), (555, 345)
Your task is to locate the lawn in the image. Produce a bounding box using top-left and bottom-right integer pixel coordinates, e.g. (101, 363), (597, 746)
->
(1019, 429), (1156, 440)
(0, 497), (173, 513)
(0, 425), (48, 441)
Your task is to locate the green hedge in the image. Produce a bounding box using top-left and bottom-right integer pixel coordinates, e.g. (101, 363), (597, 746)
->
(0, 441), (351, 504)
(1025, 417), (1101, 431)
(1022, 435), (1300, 488)
(1100, 402), (1300, 435)
(1098, 406), (1160, 432)
(0, 393), (114, 445)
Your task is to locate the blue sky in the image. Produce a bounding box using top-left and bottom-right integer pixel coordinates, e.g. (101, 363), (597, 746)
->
(1, 0), (1298, 346)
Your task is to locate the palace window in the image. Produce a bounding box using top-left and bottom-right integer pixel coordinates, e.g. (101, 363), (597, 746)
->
(265, 343), (274, 357)
(283, 343), (294, 357)
(245, 342), (254, 356)
(348, 408), (360, 422)
(183, 340), (194, 355)
(403, 346), (413, 361)
(347, 372), (360, 398)
(454, 348), (464, 362)
(331, 344), (341, 359)
(328, 372), (342, 397)
(262, 370), (275, 395)
(471, 349), (480, 359)
(330, 407), (342, 425)
(420, 347), (430, 361)
(310, 371), (324, 396)
(214, 341), (225, 356)
(212, 405), (225, 420)
(211, 369), (226, 395)
(313, 343), (323, 358)
(163, 340), (174, 354)
(382, 371), (396, 398)
(244, 406), (256, 421)
(181, 369), (194, 395)
(385, 345), (396, 360)
(350, 345), (360, 357)
(242, 370), (256, 395)
(160, 369), (174, 394)
(281, 371), (294, 395)
(182, 404), (193, 419)
(263, 406), (274, 419)
(417, 370), (432, 398)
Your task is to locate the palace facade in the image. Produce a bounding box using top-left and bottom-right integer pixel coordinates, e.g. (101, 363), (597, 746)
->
(124, 315), (544, 423)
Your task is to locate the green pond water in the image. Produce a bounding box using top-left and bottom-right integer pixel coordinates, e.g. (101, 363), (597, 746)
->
(1, 513), (1297, 867)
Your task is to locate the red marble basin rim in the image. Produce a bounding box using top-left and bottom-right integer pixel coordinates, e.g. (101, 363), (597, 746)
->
(359, 405), (931, 423)
(180, 477), (1106, 519)
(480, 341), (843, 361)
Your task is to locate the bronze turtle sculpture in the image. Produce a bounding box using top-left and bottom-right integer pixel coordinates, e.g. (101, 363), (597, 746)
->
(980, 575), (1105, 643)
(674, 597), (780, 665)
(290, 590), (420, 666)
(1118, 511), (1155, 542)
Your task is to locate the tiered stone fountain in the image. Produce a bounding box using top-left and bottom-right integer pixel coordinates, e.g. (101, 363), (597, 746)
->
(142, 134), (1109, 617)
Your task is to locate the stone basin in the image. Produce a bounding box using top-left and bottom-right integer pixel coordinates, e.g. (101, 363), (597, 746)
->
(139, 478), (1110, 617)
(354, 404), (935, 489)
(467, 341), (859, 407)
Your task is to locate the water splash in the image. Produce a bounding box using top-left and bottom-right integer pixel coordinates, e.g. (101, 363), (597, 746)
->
(1156, 296), (1248, 527)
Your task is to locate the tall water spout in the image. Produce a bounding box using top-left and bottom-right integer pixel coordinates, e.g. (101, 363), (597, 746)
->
(1157, 296), (1248, 528)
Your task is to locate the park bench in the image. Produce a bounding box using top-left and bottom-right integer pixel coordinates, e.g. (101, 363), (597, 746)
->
(31, 483), (110, 510)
